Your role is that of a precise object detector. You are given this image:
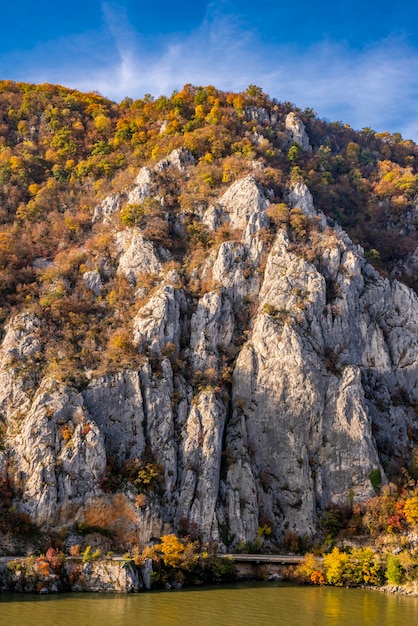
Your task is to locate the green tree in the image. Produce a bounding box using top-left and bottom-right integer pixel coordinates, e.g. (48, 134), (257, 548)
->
(385, 554), (402, 584)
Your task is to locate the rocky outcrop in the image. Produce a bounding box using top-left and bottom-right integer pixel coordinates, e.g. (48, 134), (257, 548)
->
(287, 182), (327, 229)
(285, 112), (312, 152)
(202, 176), (270, 302)
(93, 148), (194, 227)
(82, 270), (103, 296)
(177, 390), (227, 539)
(83, 371), (146, 465)
(155, 147), (195, 173)
(93, 193), (121, 224)
(0, 312), (40, 422)
(133, 282), (186, 355)
(64, 558), (151, 592)
(1, 170), (418, 550)
(6, 380), (106, 525)
(244, 106), (279, 126)
(190, 290), (234, 371)
(115, 229), (162, 284)
(0, 557), (151, 593)
(127, 167), (154, 205)
(204, 175), (269, 235)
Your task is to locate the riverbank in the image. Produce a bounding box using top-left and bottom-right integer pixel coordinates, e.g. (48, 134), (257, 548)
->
(372, 582), (418, 597)
(0, 539), (238, 593)
(290, 545), (418, 592)
(2, 552), (418, 597)
(0, 555), (152, 593)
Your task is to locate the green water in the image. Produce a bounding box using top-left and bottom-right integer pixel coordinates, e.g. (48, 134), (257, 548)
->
(0, 583), (417, 626)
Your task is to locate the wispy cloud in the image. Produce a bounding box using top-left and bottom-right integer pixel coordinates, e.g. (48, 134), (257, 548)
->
(2, 3), (418, 140)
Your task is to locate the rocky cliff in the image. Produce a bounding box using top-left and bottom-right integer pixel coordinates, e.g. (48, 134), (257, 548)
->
(0, 102), (417, 552)
(0, 555), (151, 593)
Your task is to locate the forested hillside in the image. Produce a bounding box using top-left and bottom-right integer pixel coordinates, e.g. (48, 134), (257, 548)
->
(0, 82), (417, 568)
(1, 81), (418, 314)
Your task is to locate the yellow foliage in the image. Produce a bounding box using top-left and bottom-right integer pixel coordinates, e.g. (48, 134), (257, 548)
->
(349, 547), (382, 585)
(257, 523), (273, 536)
(44, 148), (57, 161)
(72, 120), (84, 132)
(289, 207), (310, 240)
(64, 214), (82, 232)
(94, 114), (111, 134)
(403, 496), (418, 527)
(107, 290), (118, 307)
(194, 104), (205, 119)
(267, 203), (290, 226)
(323, 547), (349, 586)
(16, 200), (41, 221)
(154, 534), (186, 568)
(205, 101), (221, 125)
(232, 94), (245, 113)
(374, 160), (418, 199)
(107, 328), (133, 353)
(28, 183), (39, 196)
(9, 155), (24, 172)
(201, 152), (214, 164)
(295, 553), (323, 582)
(60, 425), (74, 441)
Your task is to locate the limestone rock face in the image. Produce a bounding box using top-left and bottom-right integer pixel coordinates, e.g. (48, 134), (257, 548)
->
(0, 312), (41, 367)
(206, 175), (269, 235)
(244, 106), (279, 126)
(133, 283), (186, 355)
(1, 172), (418, 549)
(177, 390), (227, 539)
(5, 380), (106, 525)
(285, 112), (312, 152)
(155, 147), (195, 172)
(83, 371), (146, 465)
(287, 182), (327, 229)
(65, 558), (150, 592)
(92, 149), (194, 229)
(115, 229), (161, 284)
(203, 175), (270, 301)
(127, 167), (153, 205)
(0, 557), (151, 592)
(190, 290), (234, 370)
(0, 312), (40, 420)
(93, 193), (121, 224)
(82, 270), (103, 296)
(396, 245), (418, 279)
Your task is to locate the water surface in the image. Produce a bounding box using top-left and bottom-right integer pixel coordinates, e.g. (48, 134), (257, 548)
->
(0, 582), (417, 626)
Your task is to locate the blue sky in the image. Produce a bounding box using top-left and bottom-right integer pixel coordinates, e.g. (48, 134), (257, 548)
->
(1, 1), (418, 140)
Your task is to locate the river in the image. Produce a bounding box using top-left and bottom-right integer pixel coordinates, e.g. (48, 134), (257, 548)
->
(0, 582), (417, 626)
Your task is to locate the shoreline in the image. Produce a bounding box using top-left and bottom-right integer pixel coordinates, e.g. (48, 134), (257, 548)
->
(366, 583), (418, 598)
(0, 555), (152, 594)
(1, 554), (418, 596)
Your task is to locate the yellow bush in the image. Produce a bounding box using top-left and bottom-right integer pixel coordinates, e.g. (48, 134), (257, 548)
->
(323, 547), (349, 586)
(295, 553), (323, 583)
(154, 534), (186, 568)
(404, 496), (418, 527)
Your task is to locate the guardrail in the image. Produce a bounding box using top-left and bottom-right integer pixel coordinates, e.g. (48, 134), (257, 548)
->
(220, 554), (305, 564)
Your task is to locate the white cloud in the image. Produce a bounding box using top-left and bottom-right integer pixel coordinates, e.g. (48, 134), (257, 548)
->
(2, 5), (418, 140)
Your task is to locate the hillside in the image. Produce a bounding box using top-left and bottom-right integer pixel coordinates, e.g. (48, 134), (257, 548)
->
(0, 81), (417, 554)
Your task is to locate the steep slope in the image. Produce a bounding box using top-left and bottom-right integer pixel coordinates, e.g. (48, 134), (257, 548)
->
(1, 143), (417, 549)
(0, 83), (418, 550)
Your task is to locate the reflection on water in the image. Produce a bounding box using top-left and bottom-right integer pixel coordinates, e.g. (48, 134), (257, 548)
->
(0, 582), (417, 626)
